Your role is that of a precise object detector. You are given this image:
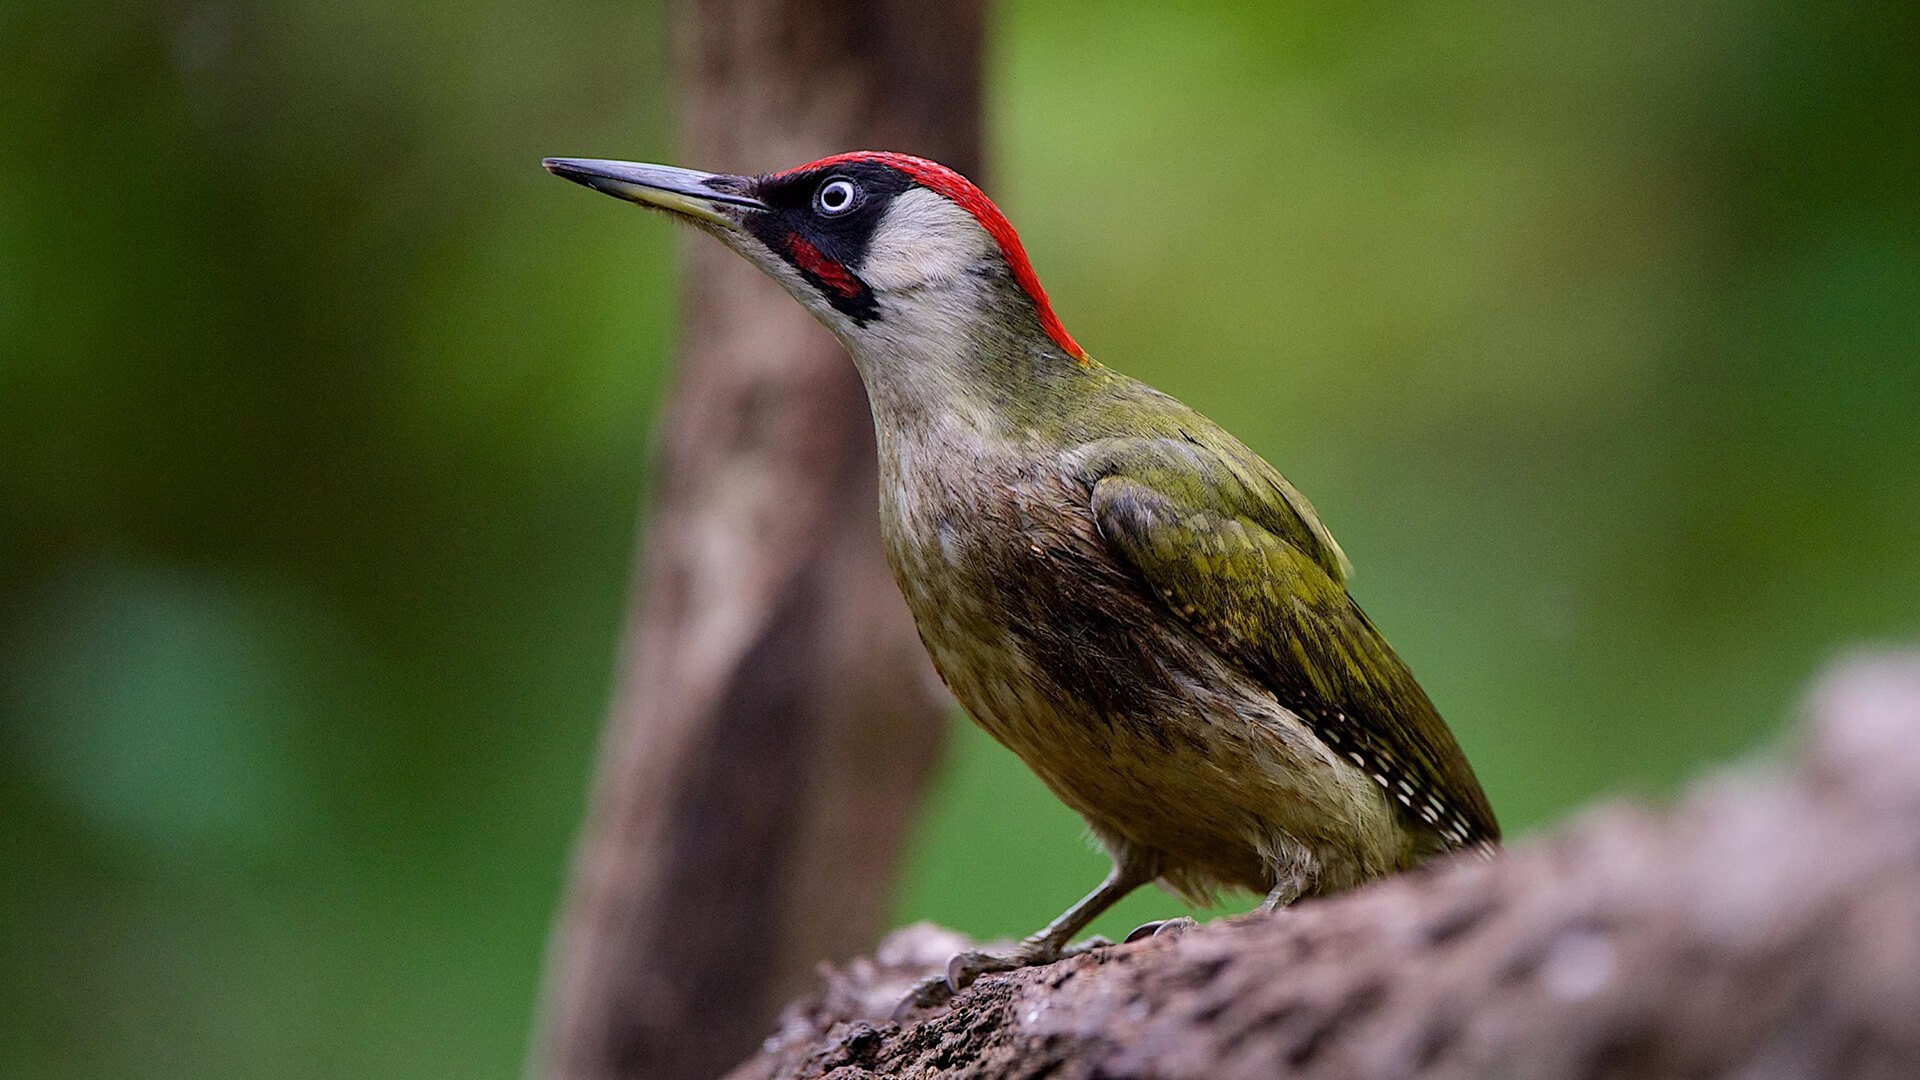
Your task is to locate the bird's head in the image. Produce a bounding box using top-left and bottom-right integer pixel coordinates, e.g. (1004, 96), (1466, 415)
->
(543, 152), (1088, 369)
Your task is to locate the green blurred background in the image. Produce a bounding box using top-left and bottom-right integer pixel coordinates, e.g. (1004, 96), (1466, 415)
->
(3, 0), (1916, 1076)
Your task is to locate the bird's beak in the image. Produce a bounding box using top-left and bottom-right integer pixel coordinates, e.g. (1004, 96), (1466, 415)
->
(542, 158), (766, 229)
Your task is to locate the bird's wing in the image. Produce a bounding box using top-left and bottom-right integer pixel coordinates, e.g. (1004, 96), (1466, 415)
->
(1084, 446), (1499, 846)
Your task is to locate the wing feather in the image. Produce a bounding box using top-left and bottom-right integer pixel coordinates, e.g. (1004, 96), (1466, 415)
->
(1087, 458), (1499, 847)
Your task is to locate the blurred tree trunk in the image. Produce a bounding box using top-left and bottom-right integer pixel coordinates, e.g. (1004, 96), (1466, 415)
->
(534, 3), (984, 1079)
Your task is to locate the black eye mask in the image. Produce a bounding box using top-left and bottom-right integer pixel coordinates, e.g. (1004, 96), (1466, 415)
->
(743, 161), (918, 325)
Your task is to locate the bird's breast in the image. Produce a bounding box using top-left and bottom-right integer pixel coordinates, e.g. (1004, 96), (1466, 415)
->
(876, 438), (1107, 718)
(877, 441), (1224, 791)
(870, 429), (1411, 894)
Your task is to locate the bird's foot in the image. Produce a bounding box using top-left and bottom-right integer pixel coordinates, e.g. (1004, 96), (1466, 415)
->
(1123, 916), (1198, 943)
(894, 938), (1092, 1019)
(895, 972), (960, 1017)
(1061, 934), (1113, 958)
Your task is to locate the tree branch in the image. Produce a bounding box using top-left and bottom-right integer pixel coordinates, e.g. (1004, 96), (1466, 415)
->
(727, 650), (1920, 1080)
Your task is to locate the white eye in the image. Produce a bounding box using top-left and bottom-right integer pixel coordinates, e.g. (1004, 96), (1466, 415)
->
(815, 177), (858, 216)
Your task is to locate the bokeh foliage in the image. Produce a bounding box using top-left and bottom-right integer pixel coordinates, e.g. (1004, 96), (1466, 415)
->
(3, 1), (1915, 1076)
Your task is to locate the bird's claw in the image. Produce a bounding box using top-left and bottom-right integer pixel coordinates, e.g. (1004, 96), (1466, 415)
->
(894, 942), (1077, 1019)
(945, 947), (1027, 991)
(1062, 934), (1113, 957)
(893, 973), (957, 1019)
(1123, 916), (1198, 943)
(891, 932), (1129, 1019)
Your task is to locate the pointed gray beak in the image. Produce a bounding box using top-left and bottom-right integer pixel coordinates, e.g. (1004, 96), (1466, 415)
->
(542, 158), (767, 228)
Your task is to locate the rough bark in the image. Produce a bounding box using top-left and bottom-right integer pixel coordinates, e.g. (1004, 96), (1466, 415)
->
(726, 651), (1920, 1080)
(535, 4), (984, 1079)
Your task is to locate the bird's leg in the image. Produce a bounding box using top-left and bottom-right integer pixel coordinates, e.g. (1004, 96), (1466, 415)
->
(896, 854), (1155, 1015)
(1259, 874), (1304, 912)
(1126, 871), (1306, 943)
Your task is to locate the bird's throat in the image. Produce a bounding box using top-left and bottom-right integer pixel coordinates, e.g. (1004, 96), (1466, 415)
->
(839, 281), (1100, 442)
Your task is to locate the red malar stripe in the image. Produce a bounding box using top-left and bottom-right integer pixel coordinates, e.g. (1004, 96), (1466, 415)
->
(784, 233), (863, 299)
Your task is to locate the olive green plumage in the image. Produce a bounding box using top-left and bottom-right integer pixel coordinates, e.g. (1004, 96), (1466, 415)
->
(542, 150), (1500, 1005)
(1088, 434), (1499, 851)
(875, 360), (1497, 913)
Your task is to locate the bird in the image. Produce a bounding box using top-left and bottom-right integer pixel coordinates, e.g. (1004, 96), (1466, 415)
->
(544, 151), (1499, 1008)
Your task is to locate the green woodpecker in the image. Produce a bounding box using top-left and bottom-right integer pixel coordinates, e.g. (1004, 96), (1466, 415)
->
(545, 151), (1499, 1007)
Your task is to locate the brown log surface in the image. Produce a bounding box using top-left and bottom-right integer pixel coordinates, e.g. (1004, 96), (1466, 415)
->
(535, 4), (985, 1079)
(726, 652), (1920, 1080)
